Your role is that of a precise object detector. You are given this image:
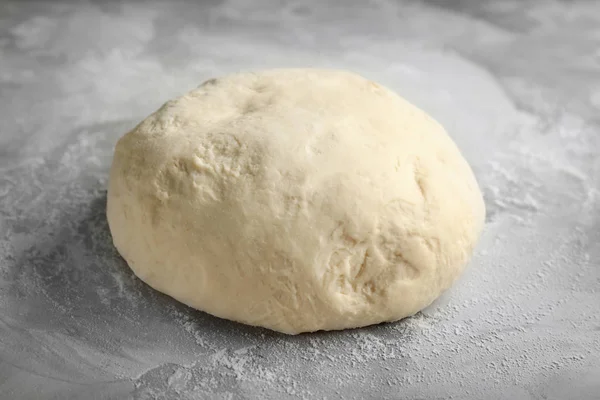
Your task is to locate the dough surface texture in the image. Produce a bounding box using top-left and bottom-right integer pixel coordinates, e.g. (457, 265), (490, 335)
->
(107, 69), (485, 334)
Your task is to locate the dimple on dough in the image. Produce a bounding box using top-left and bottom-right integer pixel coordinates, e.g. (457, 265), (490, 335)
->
(107, 68), (485, 334)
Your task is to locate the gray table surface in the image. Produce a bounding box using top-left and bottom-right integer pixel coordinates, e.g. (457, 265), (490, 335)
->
(1, 0), (599, 399)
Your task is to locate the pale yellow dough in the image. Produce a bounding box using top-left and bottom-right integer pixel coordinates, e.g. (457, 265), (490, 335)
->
(107, 69), (485, 334)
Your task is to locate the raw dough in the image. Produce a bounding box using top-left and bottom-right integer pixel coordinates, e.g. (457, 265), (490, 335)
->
(107, 69), (485, 334)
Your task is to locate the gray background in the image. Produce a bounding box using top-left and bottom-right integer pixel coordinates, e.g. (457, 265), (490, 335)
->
(1, 0), (599, 399)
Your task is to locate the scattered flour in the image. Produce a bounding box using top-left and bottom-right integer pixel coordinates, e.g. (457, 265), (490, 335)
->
(1, 0), (599, 399)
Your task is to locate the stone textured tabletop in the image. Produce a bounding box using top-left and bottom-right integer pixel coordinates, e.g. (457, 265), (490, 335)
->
(1, 0), (599, 399)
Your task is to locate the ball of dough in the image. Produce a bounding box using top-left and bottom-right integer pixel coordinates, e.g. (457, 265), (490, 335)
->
(107, 69), (485, 334)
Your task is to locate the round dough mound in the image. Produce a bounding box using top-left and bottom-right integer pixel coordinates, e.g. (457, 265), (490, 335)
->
(107, 69), (485, 334)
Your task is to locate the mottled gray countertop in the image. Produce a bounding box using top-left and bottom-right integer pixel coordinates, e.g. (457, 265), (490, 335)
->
(1, 0), (599, 399)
